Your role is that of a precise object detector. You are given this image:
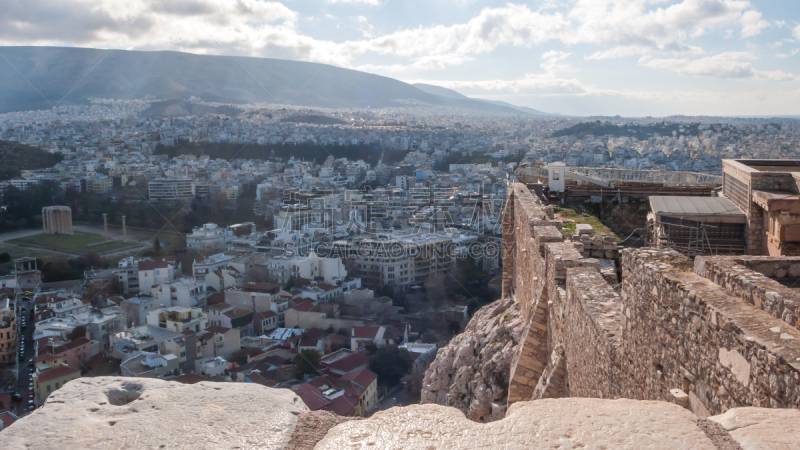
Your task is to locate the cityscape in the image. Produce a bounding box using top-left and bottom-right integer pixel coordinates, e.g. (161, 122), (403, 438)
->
(1, 0), (800, 448)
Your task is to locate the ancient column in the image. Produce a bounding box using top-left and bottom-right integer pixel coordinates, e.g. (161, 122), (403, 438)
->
(42, 207), (48, 233)
(103, 213), (108, 237)
(122, 215), (126, 237)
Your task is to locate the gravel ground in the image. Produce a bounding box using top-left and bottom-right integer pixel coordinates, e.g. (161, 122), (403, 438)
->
(285, 411), (360, 450)
(697, 418), (743, 450)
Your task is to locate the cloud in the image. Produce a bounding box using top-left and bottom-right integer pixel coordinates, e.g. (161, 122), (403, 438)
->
(570, 0), (766, 58)
(327, 0), (380, 5)
(794, 24), (800, 40)
(347, 0), (769, 66)
(405, 72), (600, 98)
(0, 0), (344, 63)
(639, 52), (796, 81)
(740, 10), (768, 37)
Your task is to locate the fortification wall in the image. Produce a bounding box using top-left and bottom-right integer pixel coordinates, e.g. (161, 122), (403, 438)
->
(504, 182), (800, 417)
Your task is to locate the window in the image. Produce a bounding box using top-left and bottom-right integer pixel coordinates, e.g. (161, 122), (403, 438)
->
(47, 385), (51, 392)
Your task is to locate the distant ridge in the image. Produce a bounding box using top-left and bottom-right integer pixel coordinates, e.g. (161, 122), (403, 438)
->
(0, 46), (546, 116)
(413, 83), (556, 116)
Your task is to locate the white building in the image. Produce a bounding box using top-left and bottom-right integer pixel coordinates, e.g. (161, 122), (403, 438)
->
(153, 277), (208, 308)
(187, 223), (226, 253)
(148, 177), (196, 201)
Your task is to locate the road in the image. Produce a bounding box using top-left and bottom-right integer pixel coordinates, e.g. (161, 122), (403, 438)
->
(11, 296), (35, 416)
(372, 385), (408, 414)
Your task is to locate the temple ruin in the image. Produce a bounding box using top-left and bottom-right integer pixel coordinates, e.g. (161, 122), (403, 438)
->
(41, 206), (73, 235)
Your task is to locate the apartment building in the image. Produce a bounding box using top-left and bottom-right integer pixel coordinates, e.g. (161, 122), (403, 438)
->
(330, 233), (477, 291)
(148, 177), (196, 201)
(187, 223), (226, 253)
(152, 277), (208, 309)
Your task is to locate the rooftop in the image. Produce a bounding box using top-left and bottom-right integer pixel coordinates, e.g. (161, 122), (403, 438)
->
(649, 195), (746, 224)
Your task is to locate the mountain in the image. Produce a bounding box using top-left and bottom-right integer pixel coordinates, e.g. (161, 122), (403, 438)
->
(140, 99), (241, 118)
(475, 99), (557, 116)
(414, 82), (555, 116)
(0, 46), (541, 116)
(413, 83), (470, 100)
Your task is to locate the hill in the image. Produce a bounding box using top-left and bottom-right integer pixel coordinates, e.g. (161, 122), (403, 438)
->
(551, 120), (700, 139)
(140, 99), (241, 118)
(413, 83), (470, 100)
(414, 83), (555, 116)
(0, 141), (63, 181)
(0, 46), (546, 116)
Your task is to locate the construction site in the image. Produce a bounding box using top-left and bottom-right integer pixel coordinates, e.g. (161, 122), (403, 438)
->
(515, 159), (800, 258)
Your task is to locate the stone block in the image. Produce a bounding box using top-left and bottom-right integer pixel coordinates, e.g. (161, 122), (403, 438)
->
(710, 407), (800, 450)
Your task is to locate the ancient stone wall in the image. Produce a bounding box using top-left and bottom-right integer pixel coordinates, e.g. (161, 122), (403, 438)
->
(621, 249), (800, 414)
(696, 255), (800, 329)
(502, 182), (800, 418)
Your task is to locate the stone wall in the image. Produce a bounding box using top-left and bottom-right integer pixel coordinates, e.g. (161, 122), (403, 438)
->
(621, 249), (800, 414)
(696, 255), (800, 329)
(502, 182), (800, 418)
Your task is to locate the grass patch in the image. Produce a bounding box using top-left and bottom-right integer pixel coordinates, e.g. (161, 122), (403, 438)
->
(553, 206), (618, 241)
(8, 231), (134, 254)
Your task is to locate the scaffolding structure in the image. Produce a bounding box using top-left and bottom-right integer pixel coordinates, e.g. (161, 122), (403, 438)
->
(646, 219), (745, 256)
(519, 166), (722, 187)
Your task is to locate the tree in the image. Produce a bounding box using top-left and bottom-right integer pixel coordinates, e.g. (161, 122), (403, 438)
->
(66, 325), (87, 342)
(284, 276), (296, 291)
(153, 237), (162, 254)
(0, 252), (10, 263)
(292, 349), (321, 379)
(369, 345), (413, 387)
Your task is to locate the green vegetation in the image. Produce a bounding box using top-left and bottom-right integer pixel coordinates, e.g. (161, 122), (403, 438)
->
(8, 231), (133, 254)
(369, 345), (414, 387)
(0, 142), (63, 181)
(551, 120), (700, 140)
(155, 142), (386, 165)
(293, 349), (322, 379)
(280, 114), (347, 125)
(553, 205), (618, 241)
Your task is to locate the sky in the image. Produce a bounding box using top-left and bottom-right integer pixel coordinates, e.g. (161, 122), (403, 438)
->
(1, 0), (799, 117)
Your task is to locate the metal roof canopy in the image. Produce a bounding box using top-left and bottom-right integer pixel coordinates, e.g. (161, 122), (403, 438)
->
(649, 196), (746, 224)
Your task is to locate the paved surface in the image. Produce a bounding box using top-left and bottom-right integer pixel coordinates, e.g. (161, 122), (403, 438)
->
(11, 296), (35, 417)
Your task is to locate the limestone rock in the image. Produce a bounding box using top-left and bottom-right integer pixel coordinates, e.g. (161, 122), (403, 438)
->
(710, 407), (800, 450)
(0, 376), (308, 450)
(315, 398), (719, 450)
(420, 297), (524, 422)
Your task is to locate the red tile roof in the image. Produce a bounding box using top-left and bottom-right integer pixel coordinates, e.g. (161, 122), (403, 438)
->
(340, 368), (377, 391)
(254, 311), (277, 320)
(352, 326), (381, 339)
(52, 337), (91, 354)
(321, 351), (369, 374)
(37, 365), (80, 383)
(138, 261), (171, 271)
(207, 293), (226, 305)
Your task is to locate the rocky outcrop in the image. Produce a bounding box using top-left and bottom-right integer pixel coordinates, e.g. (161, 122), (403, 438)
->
(316, 398), (724, 449)
(0, 377), (308, 450)
(2, 377), (797, 449)
(420, 297), (524, 422)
